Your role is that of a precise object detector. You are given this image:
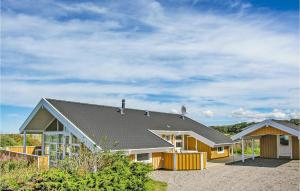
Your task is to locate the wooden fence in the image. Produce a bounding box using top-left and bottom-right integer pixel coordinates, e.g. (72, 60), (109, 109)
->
(154, 152), (207, 170)
(0, 149), (48, 169)
(6, 146), (42, 155)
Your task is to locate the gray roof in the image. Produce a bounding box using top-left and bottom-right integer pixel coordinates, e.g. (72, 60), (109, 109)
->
(46, 98), (232, 150)
(272, 119), (299, 131)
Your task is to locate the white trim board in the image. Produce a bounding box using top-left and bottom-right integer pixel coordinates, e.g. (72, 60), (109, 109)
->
(20, 98), (101, 152)
(231, 119), (300, 141)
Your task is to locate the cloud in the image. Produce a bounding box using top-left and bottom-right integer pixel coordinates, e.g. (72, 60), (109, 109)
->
(57, 2), (108, 14)
(1, 0), (299, 126)
(202, 110), (214, 118)
(231, 108), (300, 121)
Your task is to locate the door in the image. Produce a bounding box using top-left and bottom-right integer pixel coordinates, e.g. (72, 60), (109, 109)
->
(279, 135), (291, 157)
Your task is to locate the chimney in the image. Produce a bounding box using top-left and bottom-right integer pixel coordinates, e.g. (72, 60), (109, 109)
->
(181, 105), (187, 120)
(120, 99), (125, 115)
(145, 110), (150, 117)
(122, 99), (125, 109)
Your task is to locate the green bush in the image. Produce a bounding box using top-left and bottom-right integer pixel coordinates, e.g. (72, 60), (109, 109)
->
(0, 150), (155, 191)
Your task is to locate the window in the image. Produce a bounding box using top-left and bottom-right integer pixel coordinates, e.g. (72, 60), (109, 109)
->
(136, 153), (150, 162)
(176, 142), (183, 148)
(280, 135), (289, 146)
(175, 135), (182, 140)
(217, 147), (224, 154)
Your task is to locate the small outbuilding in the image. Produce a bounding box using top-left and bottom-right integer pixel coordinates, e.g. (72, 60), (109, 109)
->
(232, 119), (300, 162)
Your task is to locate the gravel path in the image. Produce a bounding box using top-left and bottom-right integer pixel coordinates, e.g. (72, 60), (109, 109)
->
(150, 158), (300, 191)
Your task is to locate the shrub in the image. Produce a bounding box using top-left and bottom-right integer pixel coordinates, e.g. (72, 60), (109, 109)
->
(1, 149), (154, 191)
(0, 160), (41, 191)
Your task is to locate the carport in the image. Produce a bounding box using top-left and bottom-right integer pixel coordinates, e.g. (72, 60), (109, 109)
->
(232, 119), (300, 162)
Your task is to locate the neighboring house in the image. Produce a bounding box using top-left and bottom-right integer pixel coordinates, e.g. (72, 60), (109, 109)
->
(20, 98), (233, 169)
(232, 119), (300, 162)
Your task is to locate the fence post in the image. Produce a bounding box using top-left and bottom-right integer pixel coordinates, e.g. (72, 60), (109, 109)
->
(173, 153), (176, 170)
(37, 157), (40, 169)
(200, 152), (204, 170)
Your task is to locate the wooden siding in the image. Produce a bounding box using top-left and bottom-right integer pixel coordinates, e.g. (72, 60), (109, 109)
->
(292, 136), (299, 160)
(197, 140), (211, 159)
(152, 152), (163, 169)
(260, 135), (277, 158)
(203, 152), (207, 168)
(175, 153), (200, 170)
(184, 135), (188, 150)
(38, 156), (49, 170)
(210, 146), (229, 159)
(248, 126), (289, 137)
(129, 154), (135, 161)
(187, 137), (197, 150)
(163, 153), (174, 170)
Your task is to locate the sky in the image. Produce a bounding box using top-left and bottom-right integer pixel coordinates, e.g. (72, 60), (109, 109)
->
(1, 0), (299, 133)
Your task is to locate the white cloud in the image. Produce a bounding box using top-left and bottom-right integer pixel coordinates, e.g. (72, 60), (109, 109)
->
(231, 108), (299, 122)
(57, 2), (108, 14)
(202, 110), (214, 118)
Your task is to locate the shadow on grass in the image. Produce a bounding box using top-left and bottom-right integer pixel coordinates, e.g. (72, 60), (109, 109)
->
(226, 157), (292, 168)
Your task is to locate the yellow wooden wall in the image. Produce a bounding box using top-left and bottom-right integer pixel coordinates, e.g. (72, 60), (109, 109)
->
(175, 153), (200, 170)
(210, 146), (229, 159)
(292, 136), (299, 160)
(152, 152), (163, 169)
(260, 135), (277, 158)
(38, 156), (49, 169)
(197, 140), (211, 159)
(187, 137), (197, 150)
(248, 126), (289, 136)
(163, 153), (174, 170)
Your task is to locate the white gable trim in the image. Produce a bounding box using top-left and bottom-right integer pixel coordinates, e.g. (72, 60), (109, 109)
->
(20, 98), (101, 152)
(231, 120), (300, 141)
(19, 99), (44, 133)
(149, 130), (216, 147)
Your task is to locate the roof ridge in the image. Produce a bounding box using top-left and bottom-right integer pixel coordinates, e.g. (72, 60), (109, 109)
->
(45, 98), (183, 117)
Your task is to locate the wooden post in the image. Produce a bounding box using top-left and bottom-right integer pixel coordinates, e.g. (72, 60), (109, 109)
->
(289, 136), (292, 159)
(196, 139), (198, 151)
(231, 145), (234, 156)
(242, 138), (245, 163)
(200, 152), (204, 170)
(251, 139), (255, 160)
(42, 133), (45, 155)
(23, 131), (27, 154)
(173, 153), (177, 170)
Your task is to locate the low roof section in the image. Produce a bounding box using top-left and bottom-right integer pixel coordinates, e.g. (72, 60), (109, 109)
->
(231, 119), (300, 141)
(20, 98), (233, 151)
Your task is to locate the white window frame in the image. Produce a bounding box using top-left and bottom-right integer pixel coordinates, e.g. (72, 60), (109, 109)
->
(175, 135), (183, 151)
(217, 146), (224, 154)
(135, 153), (152, 163)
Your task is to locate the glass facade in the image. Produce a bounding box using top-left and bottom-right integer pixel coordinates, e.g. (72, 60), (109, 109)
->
(43, 119), (82, 166)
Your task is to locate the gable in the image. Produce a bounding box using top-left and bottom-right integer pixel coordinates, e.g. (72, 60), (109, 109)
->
(232, 119), (300, 141)
(247, 126), (290, 137)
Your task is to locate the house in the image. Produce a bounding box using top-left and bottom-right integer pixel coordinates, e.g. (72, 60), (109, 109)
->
(232, 119), (300, 162)
(19, 98), (233, 169)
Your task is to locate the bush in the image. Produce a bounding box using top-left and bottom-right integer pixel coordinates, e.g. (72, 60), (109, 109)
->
(0, 160), (41, 191)
(0, 149), (155, 191)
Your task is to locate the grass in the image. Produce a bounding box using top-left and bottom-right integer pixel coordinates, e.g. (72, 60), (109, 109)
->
(146, 179), (168, 191)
